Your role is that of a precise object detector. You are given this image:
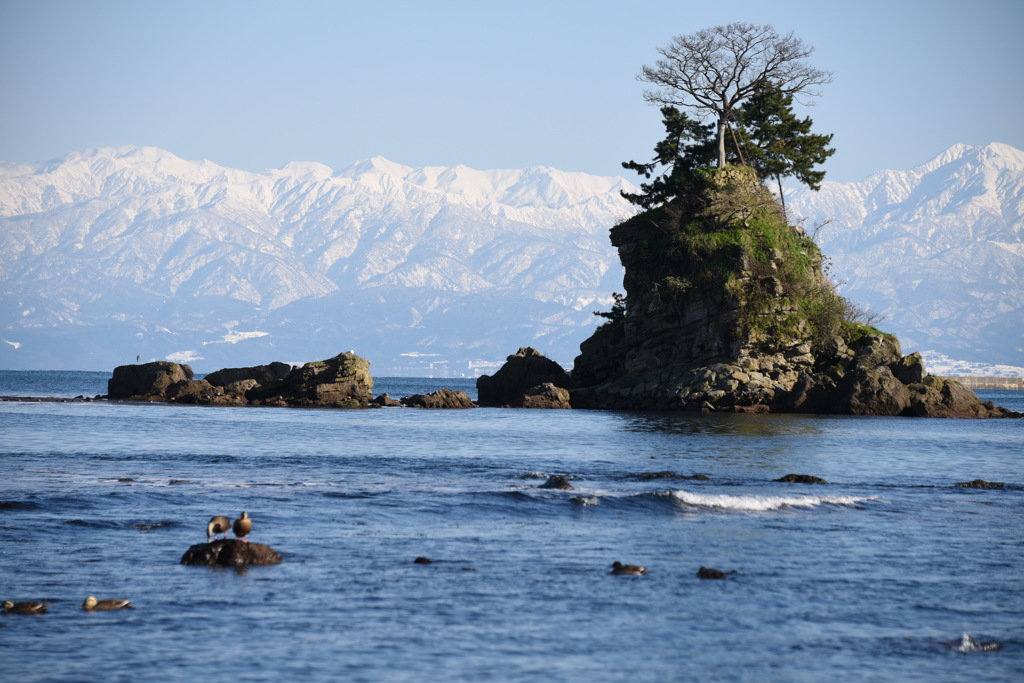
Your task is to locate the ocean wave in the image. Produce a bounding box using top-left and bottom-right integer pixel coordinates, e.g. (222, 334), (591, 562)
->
(669, 489), (876, 512)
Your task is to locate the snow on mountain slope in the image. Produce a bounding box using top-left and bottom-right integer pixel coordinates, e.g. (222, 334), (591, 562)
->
(0, 146), (633, 372)
(786, 142), (1024, 368)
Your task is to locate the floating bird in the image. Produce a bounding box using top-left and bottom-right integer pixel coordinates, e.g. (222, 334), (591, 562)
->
(3, 600), (48, 614)
(611, 561), (648, 575)
(81, 596), (133, 611)
(233, 511), (252, 542)
(206, 515), (231, 543)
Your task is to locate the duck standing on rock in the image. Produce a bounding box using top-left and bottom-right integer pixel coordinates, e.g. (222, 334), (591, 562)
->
(81, 596), (132, 611)
(206, 515), (231, 543)
(3, 600), (48, 614)
(233, 512), (252, 543)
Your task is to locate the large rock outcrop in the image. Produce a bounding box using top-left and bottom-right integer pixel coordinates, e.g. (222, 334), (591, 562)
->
(570, 168), (1018, 418)
(108, 352), (374, 408)
(477, 347), (571, 407)
(107, 361), (193, 400)
(247, 351), (373, 407)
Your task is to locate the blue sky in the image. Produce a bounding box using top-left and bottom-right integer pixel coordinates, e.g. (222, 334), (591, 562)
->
(1, 0), (1021, 182)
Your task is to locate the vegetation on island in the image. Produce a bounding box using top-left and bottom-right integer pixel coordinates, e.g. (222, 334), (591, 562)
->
(598, 22), (884, 354)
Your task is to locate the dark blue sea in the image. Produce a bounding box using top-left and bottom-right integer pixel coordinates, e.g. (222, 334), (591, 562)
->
(1, 371), (1021, 682)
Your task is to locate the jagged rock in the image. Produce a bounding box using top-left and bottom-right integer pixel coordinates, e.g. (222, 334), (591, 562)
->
(850, 334), (902, 371)
(180, 539), (282, 566)
(204, 362), (292, 388)
(520, 383), (571, 409)
(107, 361), (194, 400)
(477, 347), (570, 407)
(782, 372), (835, 413)
(224, 379), (258, 397)
(904, 375), (1017, 418)
(775, 474), (828, 484)
(830, 367), (911, 415)
(400, 389), (476, 409)
(372, 393), (402, 407)
(250, 351), (373, 408)
(166, 379), (225, 404)
(634, 472), (710, 480)
(955, 479), (1004, 489)
(538, 475), (573, 490)
(890, 352), (926, 384)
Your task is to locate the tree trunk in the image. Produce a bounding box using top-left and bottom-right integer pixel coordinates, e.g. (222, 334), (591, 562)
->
(776, 173), (788, 223)
(717, 118), (727, 168)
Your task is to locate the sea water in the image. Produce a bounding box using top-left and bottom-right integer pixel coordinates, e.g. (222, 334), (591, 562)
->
(0, 371), (1021, 681)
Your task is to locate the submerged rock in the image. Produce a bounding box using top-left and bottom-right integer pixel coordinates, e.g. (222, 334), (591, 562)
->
(696, 566), (730, 579)
(955, 479), (1004, 489)
(943, 633), (1003, 653)
(538, 475), (574, 490)
(774, 474), (828, 485)
(180, 539), (282, 567)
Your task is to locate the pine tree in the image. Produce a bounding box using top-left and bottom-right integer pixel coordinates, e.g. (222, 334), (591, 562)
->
(736, 86), (835, 218)
(620, 106), (715, 208)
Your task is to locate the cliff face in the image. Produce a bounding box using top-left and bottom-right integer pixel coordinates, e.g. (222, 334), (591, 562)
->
(571, 168), (1016, 418)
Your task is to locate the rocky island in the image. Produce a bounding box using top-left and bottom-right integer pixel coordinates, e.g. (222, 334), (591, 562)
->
(567, 167), (1016, 418)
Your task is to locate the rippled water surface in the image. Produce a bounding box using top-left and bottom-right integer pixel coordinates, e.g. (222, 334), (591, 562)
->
(1, 372), (1021, 681)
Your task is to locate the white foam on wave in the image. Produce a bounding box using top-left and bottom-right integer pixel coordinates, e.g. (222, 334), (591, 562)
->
(670, 489), (876, 512)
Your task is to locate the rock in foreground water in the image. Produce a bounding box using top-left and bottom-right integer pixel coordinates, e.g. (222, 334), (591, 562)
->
(180, 539), (282, 567)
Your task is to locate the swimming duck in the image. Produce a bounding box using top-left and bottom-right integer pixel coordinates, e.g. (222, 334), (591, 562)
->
(611, 561), (648, 575)
(81, 596), (133, 611)
(233, 512), (252, 542)
(206, 515), (231, 542)
(3, 600), (48, 614)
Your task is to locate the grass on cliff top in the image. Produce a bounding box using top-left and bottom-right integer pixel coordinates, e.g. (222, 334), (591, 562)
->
(613, 166), (881, 350)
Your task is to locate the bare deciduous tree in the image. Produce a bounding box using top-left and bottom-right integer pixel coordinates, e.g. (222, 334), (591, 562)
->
(640, 23), (832, 169)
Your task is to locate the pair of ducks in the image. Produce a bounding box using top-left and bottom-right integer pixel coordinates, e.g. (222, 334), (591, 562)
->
(3, 597), (132, 614)
(206, 512), (251, 543)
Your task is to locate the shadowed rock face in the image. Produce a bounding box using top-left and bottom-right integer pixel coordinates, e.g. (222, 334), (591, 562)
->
(477, 348), (570, 407)
(107, 361), (193, 400)
(180, 539), (282, 567)
(204, 362), (292, 388)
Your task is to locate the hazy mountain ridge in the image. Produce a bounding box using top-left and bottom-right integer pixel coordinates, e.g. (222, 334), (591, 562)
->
(1, 143), (1021, 375)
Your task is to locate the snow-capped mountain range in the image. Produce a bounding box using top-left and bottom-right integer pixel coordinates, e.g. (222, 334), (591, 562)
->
(0, 143), (1021, 376)
(787, 142), (1023, 372)
(0, 146), (633, 373)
